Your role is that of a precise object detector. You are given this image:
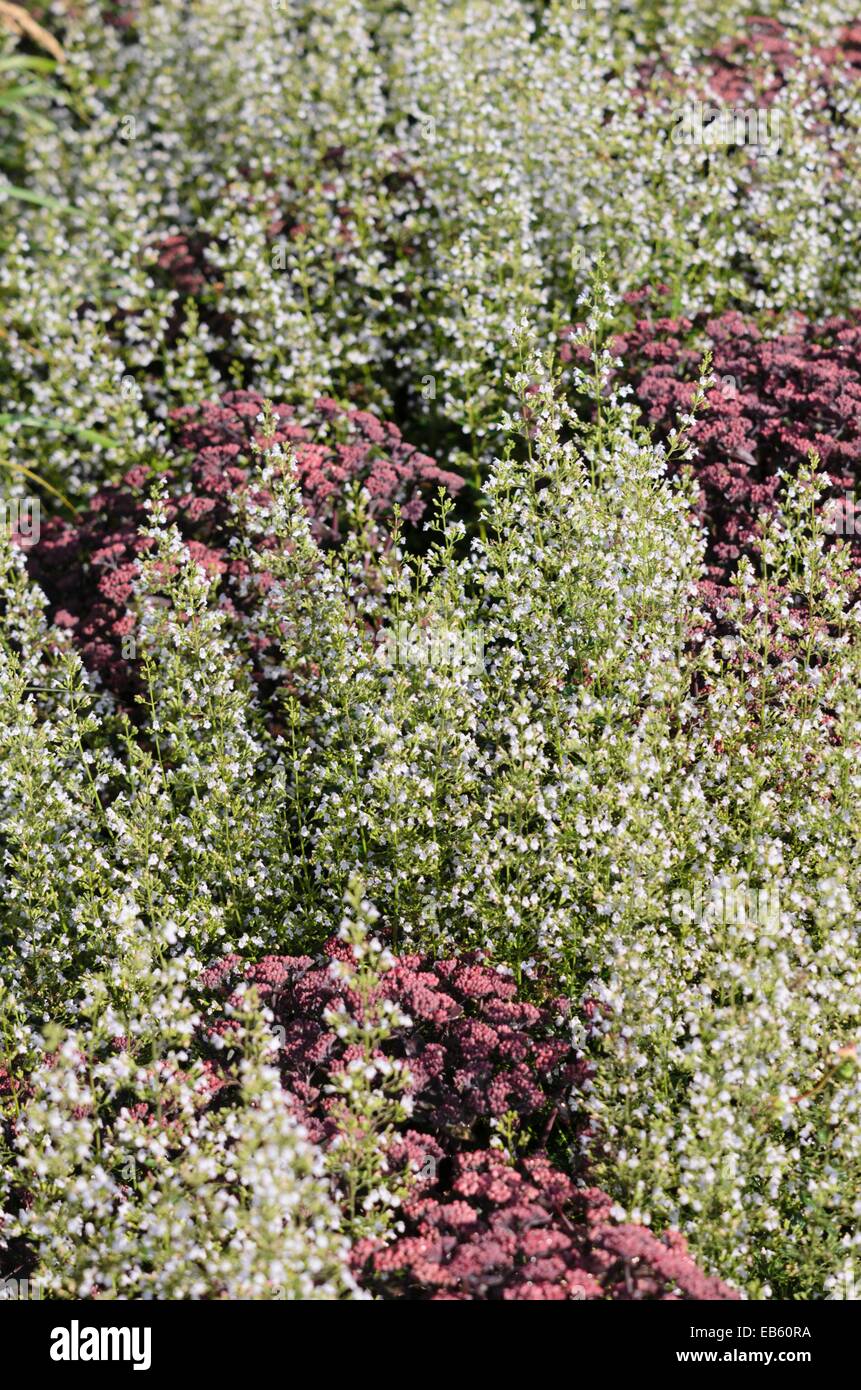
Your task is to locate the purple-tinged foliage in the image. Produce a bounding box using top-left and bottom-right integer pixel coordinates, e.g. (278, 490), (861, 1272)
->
(200, 941), (737, 1301)
(26, 390), (462, 702)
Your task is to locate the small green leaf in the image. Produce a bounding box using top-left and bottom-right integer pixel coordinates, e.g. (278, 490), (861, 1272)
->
(0, 411), (121, 448)
(0, 184), (76, 212)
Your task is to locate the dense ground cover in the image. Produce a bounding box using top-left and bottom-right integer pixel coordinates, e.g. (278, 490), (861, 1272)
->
(2, 0), (861, 1302)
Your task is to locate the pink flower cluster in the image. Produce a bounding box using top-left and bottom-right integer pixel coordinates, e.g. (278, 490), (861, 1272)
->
(702, 15), (861, 106)
(594, 303), (861, 585)
(171, 389), (460, 535)
(200, 939), (584, 1151)
(200, 941), (737, 1301)
(26, 389), (461, 701)
(155, 233), (210, 298)
(362, 1153), (738, 1301)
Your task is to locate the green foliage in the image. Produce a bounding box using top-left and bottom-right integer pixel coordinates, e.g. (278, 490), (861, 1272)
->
(2, 0), (861, 1302)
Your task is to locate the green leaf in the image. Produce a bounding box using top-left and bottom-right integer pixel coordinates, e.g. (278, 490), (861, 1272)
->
(0, 98), (56, 130)
(0, 411), (121, 448)
(0, 53), (57, 72)
(0, 183), (76, 212)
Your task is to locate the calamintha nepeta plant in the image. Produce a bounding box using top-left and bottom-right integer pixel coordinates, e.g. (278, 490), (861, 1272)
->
(2, 0), (861, 1305)
(1, 284), (860, 1296)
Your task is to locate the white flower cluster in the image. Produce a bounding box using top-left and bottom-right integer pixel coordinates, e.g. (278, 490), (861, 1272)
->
(2, 0), (860, 492)
(2, 0), (861, 1303)
(7, 942), (356, 1299)
(2, 284), (860, 1298)
(238, 309), (861, 1296)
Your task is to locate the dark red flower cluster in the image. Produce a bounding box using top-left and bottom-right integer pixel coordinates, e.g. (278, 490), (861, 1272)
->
(103, 1), (141, 33)
(200, 940), (737, 1301)
(171, 389), (460, 534)
(702, 16), (861, 106)
(601, 307), (861, 584)
(154, 233), (211, 298)
(631, 16), (861, 136)
(26, 390), (462, 701)
(361, 1153), (738, 1301)
(200, 940), (583, 1152)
